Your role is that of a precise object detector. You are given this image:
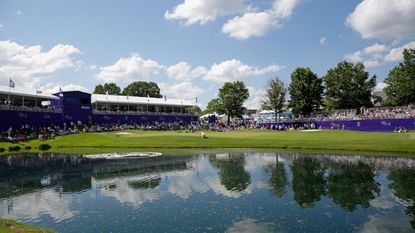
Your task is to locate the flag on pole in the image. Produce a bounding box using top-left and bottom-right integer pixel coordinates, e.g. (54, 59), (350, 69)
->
(9, 79), (15, 88)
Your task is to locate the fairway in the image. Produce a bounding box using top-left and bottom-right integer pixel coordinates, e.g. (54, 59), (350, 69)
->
(1, 130), (415, 156)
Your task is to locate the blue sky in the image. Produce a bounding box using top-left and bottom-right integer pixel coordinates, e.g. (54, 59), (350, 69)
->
(1, 0), (414, 108)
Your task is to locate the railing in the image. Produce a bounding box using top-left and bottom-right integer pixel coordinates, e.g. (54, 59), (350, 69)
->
(0, 104), (62, 113)
(92, 109), (194, 116)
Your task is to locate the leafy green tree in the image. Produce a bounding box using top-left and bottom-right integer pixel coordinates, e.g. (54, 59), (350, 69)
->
(218, 81), (249, 125)
(262, 77), (286, 120)
(122, 81), (162, 98)
(204, 98), (224, 114)
(288, 67), (324, 116)
(327, 162), (379, 211)
(291, 157), (326, 208)
(384, 48), (415, 106)
(264, 158), (289, 197)
(190, 106), (202, 115)
(323, 61), (376, 110)
(93, 83), (121, 95)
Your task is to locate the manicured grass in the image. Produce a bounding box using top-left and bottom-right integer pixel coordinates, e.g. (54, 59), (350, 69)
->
(1, 129), (415, 156)
(0, 219), (55, 233)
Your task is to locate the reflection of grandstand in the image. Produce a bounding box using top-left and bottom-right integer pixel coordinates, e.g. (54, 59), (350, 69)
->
(0, 87), (198, 130)
(0, 153), (192, 199)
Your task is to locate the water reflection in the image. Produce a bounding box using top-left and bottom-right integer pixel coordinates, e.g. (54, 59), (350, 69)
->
(0, 152), (415, 232)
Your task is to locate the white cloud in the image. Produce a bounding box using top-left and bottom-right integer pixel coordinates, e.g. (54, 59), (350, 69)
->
(17, 11), (22, 15)
(271, 0), (299, 18)
(0, 24), (3, 28)
(95, 53), (164, 83)
(0, 40), (80, 89)
(159, 82), (205, 100)
(204, 59), (283, 83)
(164, 0), (247, 25)
(166, 62), (207, 81)
(384, 41), (415, 62)
(374, 82), (387, 93)
(222, 0), (299, 40)
(346, 0), (415, 39)
(41, 83), (89, 94)
(320, 37), (327, 45)
(363, 43), (387, 54)
(222, 12), (280, 40)
(345, 41), (415, 67)
(88, 65), (97, 71)
(245, 86), (265, 110)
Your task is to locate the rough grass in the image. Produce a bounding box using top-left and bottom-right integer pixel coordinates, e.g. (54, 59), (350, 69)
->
(0, 130), (415, 156)
(0, 219), (55, 233)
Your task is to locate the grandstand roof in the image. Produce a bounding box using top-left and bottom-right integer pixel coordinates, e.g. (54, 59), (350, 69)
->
(0, 85), (59, 100)
(91, 94), (196, 107)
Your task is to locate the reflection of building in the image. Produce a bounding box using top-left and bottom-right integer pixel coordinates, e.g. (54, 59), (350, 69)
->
(0, 153), (192, 199)
(0, 88), (198, 130)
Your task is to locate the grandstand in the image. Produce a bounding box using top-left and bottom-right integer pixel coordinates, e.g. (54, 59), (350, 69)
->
(0, 87), (198, 131)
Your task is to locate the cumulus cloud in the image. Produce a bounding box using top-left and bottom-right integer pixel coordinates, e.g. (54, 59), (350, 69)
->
(0, 40), (80, 89)
(204, 59), (283, 83)
(245, 86), (265, 109)
(222, 12), (280, 40)
(345, 41), (415, 67)
(41, 83), (89, 94)
(95, 53), (164, 83)
(166, 62), (207, 81)
(222, 0), (299, 40)
(374, 82), (387, 92)
(159, 82), (206, 100)
(164, 0), (247, 25)
(320, 37), (327, 45)
(346, 0), (415, 39)
(384, 41), (415, 62)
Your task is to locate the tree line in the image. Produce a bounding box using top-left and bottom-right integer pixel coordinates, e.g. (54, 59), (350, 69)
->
(93, 81), (162, 98)
(206, 48), (415, 121)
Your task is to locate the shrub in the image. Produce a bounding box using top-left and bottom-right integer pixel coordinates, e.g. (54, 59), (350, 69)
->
(0, 147), (5, 153)
(38, 143), (52, 150)
(8, 145), (21, 151)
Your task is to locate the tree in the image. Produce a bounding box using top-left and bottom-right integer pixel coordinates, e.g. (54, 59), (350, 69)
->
(209, 155), (251, 192)
(122, 81), (162, 98)
(218, 81), (249, 125)
(93, 83), (121, 95)
(204, 98), (224, 114)
(384, 48), (415, 106)
(288, 67), (324, 116)
(264, 158), (289, 197)
(291, 157), (326, 208)
(323, 61), (376, 110)
(327, 162), (379, 211)
(262, 77), (286, 121)
(190, 106), (202, 115)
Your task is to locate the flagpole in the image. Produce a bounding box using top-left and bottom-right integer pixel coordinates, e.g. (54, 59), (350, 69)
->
(35, 85), (38, 107)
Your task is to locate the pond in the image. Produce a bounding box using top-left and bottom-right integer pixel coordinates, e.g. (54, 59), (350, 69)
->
(0, 152), (415, 233)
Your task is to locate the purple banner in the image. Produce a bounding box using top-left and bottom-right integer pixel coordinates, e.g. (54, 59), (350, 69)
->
(258, 118), (415, 132)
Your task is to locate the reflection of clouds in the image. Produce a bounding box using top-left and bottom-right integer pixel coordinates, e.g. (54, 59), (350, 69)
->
(360, 215), (413, 233)
(204, 176), (252, 198)
(167, 170), (210, 199)
(93, 177), (161, 208)
(370, 185), (396, 209)
(226, 218), (274, 233)
(0, 189), (78, 222)
(244, 154), (277, 172)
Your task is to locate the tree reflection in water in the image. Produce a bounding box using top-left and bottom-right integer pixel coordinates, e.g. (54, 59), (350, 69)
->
(209, 154), (251, 192)
(327, 161), (380, 211)
(291, 157), (326, 208)
(264, 156), (289, 198)
(389, 168), (415, 229)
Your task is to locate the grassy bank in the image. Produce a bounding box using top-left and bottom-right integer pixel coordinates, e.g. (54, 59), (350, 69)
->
(0, 219), (55, 233)
(0, 130), (414, 156)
